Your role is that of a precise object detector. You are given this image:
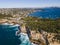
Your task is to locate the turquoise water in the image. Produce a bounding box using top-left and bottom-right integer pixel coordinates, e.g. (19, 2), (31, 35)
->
(18, 33), (32, 45)
(0, 24), (32, 45)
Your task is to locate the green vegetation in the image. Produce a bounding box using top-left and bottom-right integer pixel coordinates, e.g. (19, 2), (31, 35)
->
(24, 16), (60, 33)
(0, 13), (12, 19)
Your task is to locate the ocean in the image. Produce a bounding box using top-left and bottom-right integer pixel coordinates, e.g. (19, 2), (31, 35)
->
(0, 24), (31, 45)
(29, 7), (60, 19)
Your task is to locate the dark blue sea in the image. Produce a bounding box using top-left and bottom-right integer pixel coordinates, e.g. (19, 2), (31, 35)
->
(0, 24), (31, 45)
(29, 7), (60, 19)
(0, 24), (20, 45)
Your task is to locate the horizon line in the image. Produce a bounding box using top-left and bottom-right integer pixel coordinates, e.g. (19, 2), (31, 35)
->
(0, 6), (60, 8)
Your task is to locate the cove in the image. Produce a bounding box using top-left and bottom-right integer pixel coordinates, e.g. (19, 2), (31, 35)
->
(0, 24), (32, 45)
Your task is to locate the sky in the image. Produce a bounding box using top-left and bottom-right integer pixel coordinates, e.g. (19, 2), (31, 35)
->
(0, 0), (60, 8)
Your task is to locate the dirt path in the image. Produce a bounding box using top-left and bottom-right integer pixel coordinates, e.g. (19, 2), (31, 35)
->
(50, 43), (60, 45)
